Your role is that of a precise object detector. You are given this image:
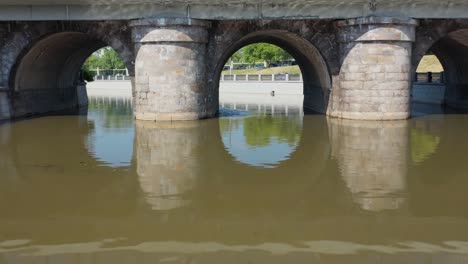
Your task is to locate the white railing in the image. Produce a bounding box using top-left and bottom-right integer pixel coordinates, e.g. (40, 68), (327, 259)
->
(88, 68), (131, 81)
(93, 75), (132, 81)
(221, 74), (302, 82)
(414, 72), (445, 84)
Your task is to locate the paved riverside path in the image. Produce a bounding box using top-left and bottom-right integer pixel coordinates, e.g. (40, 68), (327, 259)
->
(86, 80), (303, 98)
(86, 81), (133, 98)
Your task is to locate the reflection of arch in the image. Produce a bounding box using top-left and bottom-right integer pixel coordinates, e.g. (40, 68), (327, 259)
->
(219, 115), (303, 168)
(214, 30), (332, 113)
(85, 97), (134, 168)
(0, 116), (137, 215)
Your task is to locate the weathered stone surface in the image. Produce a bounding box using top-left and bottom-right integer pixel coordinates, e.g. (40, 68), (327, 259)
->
(77, 84), (88, 107)
(0, 91), (11, 120)
(206, 19), (338, 115)
(414, 19), (468, 109)
(132, 18), (212, 121)
(328, 17), (416, 120)
(0, 21), (134, 119)
(2, 17), (468, 121)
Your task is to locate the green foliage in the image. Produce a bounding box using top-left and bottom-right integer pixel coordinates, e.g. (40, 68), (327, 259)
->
(221, 65), (301, 75)
(83, 55), (101, 70)
(219, 115), (301, 147)
(82, 47), (126, 72)
(82, 68), (95, 82)
(231, 43), (294, 67)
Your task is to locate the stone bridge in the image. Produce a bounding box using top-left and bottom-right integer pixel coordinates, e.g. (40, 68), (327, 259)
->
(1, 1), (468, 121)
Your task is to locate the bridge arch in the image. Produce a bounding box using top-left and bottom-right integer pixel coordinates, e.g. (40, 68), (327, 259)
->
(0, 22), (134, 118)
(212, 29), (333, 114)
(414, 21), (468, 110)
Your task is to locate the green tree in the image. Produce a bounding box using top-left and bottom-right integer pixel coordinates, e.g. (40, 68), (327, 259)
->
(82, 55), (101, 70)
(81, 47), (126, 80)
(100, 48), (126, 69)
(82, 47), (125, 70)
(231, 43), (293, 67)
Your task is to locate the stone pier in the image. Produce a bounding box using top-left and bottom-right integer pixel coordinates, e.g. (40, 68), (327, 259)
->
(4, 15), (468, 121)
(0, 91), (10, 120)
(328, 17), (417, 120)
(131, 18), (213, 121)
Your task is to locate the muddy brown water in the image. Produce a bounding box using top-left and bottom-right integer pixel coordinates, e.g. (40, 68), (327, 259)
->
(1, 98), (468, 263)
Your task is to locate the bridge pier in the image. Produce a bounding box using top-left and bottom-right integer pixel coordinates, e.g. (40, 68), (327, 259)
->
(131, 18), (214, 121)
(9, 16), (468, 122)
(0, 91), (11, 121)
(328, 17), (418, 120)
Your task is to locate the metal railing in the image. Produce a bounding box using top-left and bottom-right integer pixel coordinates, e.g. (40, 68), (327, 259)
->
(221, 74), (302, 82)
(94, 75), (132, 81)
(414, 72), (445, 84)
(87, 69), (131, 81)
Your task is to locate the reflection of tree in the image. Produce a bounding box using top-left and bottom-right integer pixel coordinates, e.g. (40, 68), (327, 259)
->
(219, 118), (241, 134)
(411, 128), (440, 164)
(220, 116), (301, 147)
(88, 98), (133, 129)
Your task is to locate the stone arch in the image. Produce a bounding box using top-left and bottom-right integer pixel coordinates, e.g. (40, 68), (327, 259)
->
(212, 29), (332, 114)
(13, 32), (105, 92)
(206, 19), (340, 116)
(0, 21), (134, 117)
(414, 20), (468, 109)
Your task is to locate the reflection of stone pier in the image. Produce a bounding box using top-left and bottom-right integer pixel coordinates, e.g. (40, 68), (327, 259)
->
(328, 118), (409, 212)
(134, 121), (203, 210)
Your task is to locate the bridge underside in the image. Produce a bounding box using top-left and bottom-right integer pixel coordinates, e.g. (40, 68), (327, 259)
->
(1, 17), (468, 121)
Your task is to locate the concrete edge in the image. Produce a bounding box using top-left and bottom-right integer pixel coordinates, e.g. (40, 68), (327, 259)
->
(129, 17), (212, 28)
(337, 17), (419, 27)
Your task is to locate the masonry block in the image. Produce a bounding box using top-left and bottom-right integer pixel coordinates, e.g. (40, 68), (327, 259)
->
(131, 18), (214, 121)
(328, 17), (418, 120)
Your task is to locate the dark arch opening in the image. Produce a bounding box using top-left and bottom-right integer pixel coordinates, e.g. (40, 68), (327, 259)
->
(414, 29), (468, 112)
(11, 32), (132, 118)
(214, 30), (332, 114)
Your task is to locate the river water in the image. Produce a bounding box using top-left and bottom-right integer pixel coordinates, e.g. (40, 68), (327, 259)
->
(1, 95), (468, 263)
